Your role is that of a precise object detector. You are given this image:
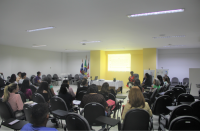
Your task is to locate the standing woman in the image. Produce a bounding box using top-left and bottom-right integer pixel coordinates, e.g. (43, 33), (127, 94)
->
(9, 74), (17, 84)
(2, 83), (23, 112)
(16, 72), (21, 83)
(21, 79), (32, 100)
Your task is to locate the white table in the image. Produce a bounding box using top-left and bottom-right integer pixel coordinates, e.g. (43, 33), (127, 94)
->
(91, 80), (123, 90)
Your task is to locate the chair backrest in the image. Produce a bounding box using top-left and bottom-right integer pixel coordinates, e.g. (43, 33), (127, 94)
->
(183, 78), (189, 85)
(23, 104), (34, 123)
(177, 93), (195, 105)
(99, 92), (109, 101)
(122, 109), (150, 130)
(30, 85), (37, 94)
(171, 77), (179, 85)
(16, 91), (26, 103)
(42, 75), (46, 79)
(0, 98), (15, 121)
(74, 74), (79, 80)
(33, 77), (37, 85)
(172, 87), (185, 99)
(47, 74), (52, 79)
(150, 88), (157, 103)
(0, 86), (5, 97)
(76, 90), (87, 101)
(165, 83), (170, 91)
(158, 86), (165, 93)
(149, 75), (153, 85)
(50, 96), (68, 112)
(32, 93), (46, 104)
(169, 105), (194, 126)
(53, 74), (58, 79)
(152, 95), (172, 115)
(133, 74), (139, 80)
(84, 102), (105, 126)
(190, 100), (200, 120)
(30, 75), (36, 83)
(169, 116), (200, 130)
(145, 98), (151, 107)
(164, 90), (175, 100)
(65, 113), (91, 130)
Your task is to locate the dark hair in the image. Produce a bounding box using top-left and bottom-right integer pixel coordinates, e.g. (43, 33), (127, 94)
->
(130, 71), (134, 74)
(134, 79), (141, 86)
(81, 78), (87, 86)
(17, 72), (21, 75)
(129, 86), (145, 108)
(157, 75), (164, 85)
(9, 74), (16, 83)
(87, 84), (98, 94)
(101, 82), (110, 95)
(164, 78), (168, 82)
(21, 72), (26, 79)
(21, 79), (30, 93)
(59, 85), (68, 95)
(31, 103), (49, 126)
(3, 83), (18, 102)
(37, 71), (41, 76)
(145, 73), (150, 78)
(61, 83), (69, 89)
(37, 82), (48, 94)
(62, 80), (69, 84)
(42, 77), (51, 85)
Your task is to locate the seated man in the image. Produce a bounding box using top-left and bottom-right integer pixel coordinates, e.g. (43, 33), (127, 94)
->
(79, 69), (88, 81)
(18, 72), (26, 84)
(126, 71), (135, 89)
(21, 103), (57, 131)
(35, 71), (41, 86)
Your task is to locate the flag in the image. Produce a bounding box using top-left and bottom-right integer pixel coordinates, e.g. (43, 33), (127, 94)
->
(84, 59), (87, 75)
(80, 60), (83, 73)
(87, 61), (90, 77)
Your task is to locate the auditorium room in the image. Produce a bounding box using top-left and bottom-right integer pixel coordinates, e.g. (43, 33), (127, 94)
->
(1, 0), (200, 131)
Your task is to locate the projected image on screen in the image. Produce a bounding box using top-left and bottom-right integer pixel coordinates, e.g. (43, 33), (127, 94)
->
(108, 54), (131, 71)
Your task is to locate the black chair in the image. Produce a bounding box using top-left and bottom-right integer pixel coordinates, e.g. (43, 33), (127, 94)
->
(150, 88), (158, 104)
(30, 75), (36, 84)
(172, 87), (185, 100)
(100, 92), (109, 101)
(143, 92), (150, 99)
(29, 85), (37, 94)
(145, 98), (151, 109)
(32, 93), (46, 104)
(76, 90), (87, 101)
(177, 93), (195, 105)
(159, 105), (194, 130)
(171, 77), (179, 86)
(175, 85), (186, 92)
(0, 86), (5, 97)
(52, 74), (62, 86)
(68, 74), (73, 84)
(65, 113), (91, 131)
(152, 95), (172, 117)
(190, 100), (200, 119)
(16, 91), (26, 103)
(158, 86), (165, 93)
(83, 102), (106, 127)
(109, 93), (122, 119)
(23, 104), (33, 123)
(183, 78), (189, 85)
(47, 74), (56, 85)
(169, 116), (200, 130)
(122, 109), (153, 131)
(42, 75), (47, 80)
(164, 90), (175, 101)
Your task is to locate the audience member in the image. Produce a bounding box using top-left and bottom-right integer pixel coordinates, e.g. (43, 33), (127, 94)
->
(37, 82), (49, 102)
(21, 103), (57, 131)
(157, 75), (164, 86)
(21, 79), (32, 100)
(35, 71), (41, 86)
(62, 80), (75, 98)
(80, 84), (108, 111)
(163, 77), (169, 87)
(151, 78), (161, 91)
(0, 72), (4, 79)
(164, 74), (170, 83)
(79, 69), (88, 80)
(100, 82), (116, 97)
(58, 84), (73, 110)
(134, 79), (143, 92)
(19, 72), (26, 84)
(2, 83), (23, 112)
(16, 72), (21, 83)
(9, 74), (17, 84)
(76, 78), (88, 95)
(43, 77), (55, 96)
(0, 77), (6, 87)
(122, 86), (152, 120)
(142, 73), (152, 89)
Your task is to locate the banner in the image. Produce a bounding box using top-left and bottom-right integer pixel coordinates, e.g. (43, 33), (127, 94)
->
(156, 69), (169, 77)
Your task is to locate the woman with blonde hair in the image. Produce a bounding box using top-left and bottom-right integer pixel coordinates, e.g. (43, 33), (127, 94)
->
(2, 83), (23, 112)
(122, 86), (152, 120)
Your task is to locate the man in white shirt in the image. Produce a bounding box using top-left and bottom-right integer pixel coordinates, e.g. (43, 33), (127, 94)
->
(79, 70), (88, 81)
(19, 72), (26, 84)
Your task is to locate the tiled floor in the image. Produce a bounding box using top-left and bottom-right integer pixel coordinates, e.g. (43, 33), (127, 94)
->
(0, 85), (159, 131)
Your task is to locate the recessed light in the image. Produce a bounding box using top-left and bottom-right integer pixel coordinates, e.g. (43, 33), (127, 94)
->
(153, 35), (185, 39)
(27, 26), (54, 32)
(163, 45), (185, 47)
(65, 49), (78, 51)
(128, 9), (184, 18)
(80, 41), (101, 44)
(32, 45), (47, 47)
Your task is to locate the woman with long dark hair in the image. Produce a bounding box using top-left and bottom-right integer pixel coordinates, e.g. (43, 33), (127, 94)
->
(37, 82), (49, 102)
(21, 79), (32, 100)
(9, 74), (17, 83)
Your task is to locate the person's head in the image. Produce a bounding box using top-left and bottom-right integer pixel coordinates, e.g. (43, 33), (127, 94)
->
(87, 84), (98, 94)
(9, 74), (16, 83)
(164, 77), (168, 82)
(153, 78), (160, 86)
(81, 78), (88, 86)
(59, 84), (68, 95)
(130, 71), (134, 76)
(17, 72), (21, 77)
(31, 103), (49, 127)
(134, 79), (141, 86)
(101, 82), (109, 93)
(37, 82), (48, 94)
(37, 71), (41, 77)
(145, 73), (149, 79)
(62, 80), (69, 84)
(81, 69), (85, 75)
(3, 83), (19, 102)
(21, 79), (30, 93)
(129, 86), (145, 108)
(42, 77), (51, 85)
(21, 72), (26, 79)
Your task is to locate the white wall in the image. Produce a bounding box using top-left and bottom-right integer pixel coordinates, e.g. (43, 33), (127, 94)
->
(158, 48), (200, 83)
(66, 52), (90, 76)
(0, 45), (68, 78)
(189, 68), (200, 96)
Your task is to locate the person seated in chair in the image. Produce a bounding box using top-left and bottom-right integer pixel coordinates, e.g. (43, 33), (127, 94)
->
(18, 72), (26, 84)
(157, 75), (164, 86)
(9, 74), (18, 84)
(2, 83), (23, 112)
(35, 71), (42, 86)
(151, 78), (161, 91)
(0, 76), (6, 87)
(76, 78), (89, 95)
(16, 72), (21, 83)
(43, 77), (56, 96)
(163, 77), (169, 87)
(134, 79), (143, 92)
(122, 86), (152, 120)
(21, 103), (57, 131)
(21, 79), (32, 101)
(126, 71), (135, 89)
(62, 80), (76, 98)
(142, 73), (152, 89)
(100, 82), (116, 98)
(37, 82), (50, 103)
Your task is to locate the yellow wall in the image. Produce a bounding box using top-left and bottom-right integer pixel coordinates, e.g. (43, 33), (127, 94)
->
(90, 51), (100, 79)
(143, 48), (157, 77)
(100, 50), (106, 79)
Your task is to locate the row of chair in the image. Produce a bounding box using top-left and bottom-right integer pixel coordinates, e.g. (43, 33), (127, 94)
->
(171, 77), (189, 86)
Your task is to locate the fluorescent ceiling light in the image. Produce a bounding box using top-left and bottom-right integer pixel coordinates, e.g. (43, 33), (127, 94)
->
(27, 26), (54, 32)
(65, 49), (78, 51)
(153, 35), (185, 39)
(32, 45), (46, 47)
(80, 41), (101, 44)
(163, 45), (185, 47)
(128, 9), (184, 18)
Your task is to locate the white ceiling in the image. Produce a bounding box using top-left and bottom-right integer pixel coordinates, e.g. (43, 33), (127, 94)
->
(0, 0), (200, 52)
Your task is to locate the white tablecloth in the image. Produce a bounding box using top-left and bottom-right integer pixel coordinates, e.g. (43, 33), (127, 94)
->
(91, 80), (123, 90)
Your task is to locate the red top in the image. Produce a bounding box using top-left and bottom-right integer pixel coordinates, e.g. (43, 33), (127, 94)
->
(129, 76), (135, 82)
